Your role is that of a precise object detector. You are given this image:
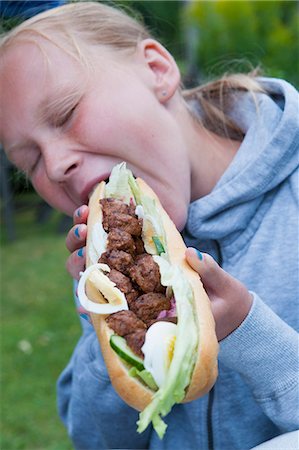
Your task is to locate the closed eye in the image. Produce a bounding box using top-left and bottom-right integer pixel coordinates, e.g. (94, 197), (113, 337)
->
(55, 103), (78, 128)
(38, 87), (84, 128)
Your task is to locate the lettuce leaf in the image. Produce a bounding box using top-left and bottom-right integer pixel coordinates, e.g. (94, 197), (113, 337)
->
(105, 162), (134, 204)
(127, 170), (142, 205)
(105, 163), (198, 438)
(137, 256), (198, 438)
(138, 198), (167, 256)
(129, 170), (167, 256)
(107, 162), (167, 256)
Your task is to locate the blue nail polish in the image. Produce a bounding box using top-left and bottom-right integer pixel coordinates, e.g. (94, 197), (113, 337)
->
(77, 306), (91, 324)
(77, 248), (84, 257)
(74, 226), (80, 238)
(76, 208), (81, 217)
(79, 313), (91, 323)
(196, 250), (203, 261)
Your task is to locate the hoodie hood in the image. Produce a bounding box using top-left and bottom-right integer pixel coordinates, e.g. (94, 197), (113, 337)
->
(185, 78), (299, 243)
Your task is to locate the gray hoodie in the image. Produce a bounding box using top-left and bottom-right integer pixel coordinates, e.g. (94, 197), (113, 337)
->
(57, 78), (299, 450)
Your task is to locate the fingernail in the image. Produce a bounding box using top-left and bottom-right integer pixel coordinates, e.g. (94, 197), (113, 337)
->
(77, 248), (84, 257)
(77, 307), (91, 323)
(74, 226), (81, 239)
(75, 206), (83, 218)
(79, 313), (91, 323)
(194, 248), (203, 261)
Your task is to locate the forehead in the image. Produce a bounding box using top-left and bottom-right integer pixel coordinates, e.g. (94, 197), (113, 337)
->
(0, 35), (132, 96)
(0, 39), (84, 140)
(1, 38), (86, 87)
(0, 36), (136, 144)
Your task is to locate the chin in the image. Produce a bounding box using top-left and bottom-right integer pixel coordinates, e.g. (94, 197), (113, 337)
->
(176, 216), (188, 232)
(46, 200), (75, 218)
(168, 205), (188, 232)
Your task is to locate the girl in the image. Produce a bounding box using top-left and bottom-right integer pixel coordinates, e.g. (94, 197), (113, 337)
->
(0, 2), (298, 449)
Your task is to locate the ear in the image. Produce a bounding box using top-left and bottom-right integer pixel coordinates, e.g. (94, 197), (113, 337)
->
(138, 39), (181, 103)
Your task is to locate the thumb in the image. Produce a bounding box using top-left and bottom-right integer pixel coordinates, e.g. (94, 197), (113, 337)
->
(185, 247), (233, 294)
(185, 247), (253, 341)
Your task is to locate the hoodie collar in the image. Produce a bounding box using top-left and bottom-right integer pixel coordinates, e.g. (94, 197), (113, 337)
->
(185, 78), (299, 241)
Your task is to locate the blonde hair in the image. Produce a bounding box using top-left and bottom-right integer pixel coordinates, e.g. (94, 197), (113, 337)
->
(183, 70), (264, 140)
(0, 1), (264, 140)
(0, 2), (149, 61)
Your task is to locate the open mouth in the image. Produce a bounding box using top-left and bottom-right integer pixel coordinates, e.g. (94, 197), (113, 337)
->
(82, 163), (136, 205)
(80, 176), (109, 205)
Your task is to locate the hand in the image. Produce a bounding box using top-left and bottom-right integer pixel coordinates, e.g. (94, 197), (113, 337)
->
(66, 205), (89, 280)
(185, 248), (253, 341)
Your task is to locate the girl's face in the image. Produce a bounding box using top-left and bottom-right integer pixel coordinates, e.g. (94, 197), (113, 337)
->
(0, 38), (191, 229)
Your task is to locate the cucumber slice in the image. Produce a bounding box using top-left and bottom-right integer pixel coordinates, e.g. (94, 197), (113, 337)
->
(110, 335), (145, 371)
(152, 236), (165, 255)
(129, 367), (158, 391)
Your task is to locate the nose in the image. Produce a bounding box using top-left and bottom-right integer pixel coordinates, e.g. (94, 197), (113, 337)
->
(42, 140), (81, 182)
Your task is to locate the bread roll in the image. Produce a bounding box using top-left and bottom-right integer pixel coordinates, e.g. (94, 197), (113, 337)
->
(85, 178), (218, 412)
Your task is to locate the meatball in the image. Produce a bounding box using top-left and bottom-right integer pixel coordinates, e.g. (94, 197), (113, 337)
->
(106, 212), (142, 236)
(134, 237), (145, 255)
(125, 329), (147, 358)
(106, 310), (146, 336)
(129, 254), (165, 293)
(108, 269), (133, 295)
(107, 228), (136, 254)
(99, 249), (134, 275)
(100, 198), (131, 230)
(130, 293), (171, 325)
(100, 198), (142, 235)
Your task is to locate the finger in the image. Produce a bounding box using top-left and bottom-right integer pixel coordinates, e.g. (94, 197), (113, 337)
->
(76, 305), (92, 324)
(73, 205), (89, 225)
(209, 288), (252, 341)
(186, 247), (252, 331)
(185, 247), (237, 294)
(66, 246), (86, 280)
(66, 224), (87, 253)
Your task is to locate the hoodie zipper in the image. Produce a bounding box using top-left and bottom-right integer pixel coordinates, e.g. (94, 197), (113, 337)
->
(207, 386), (215, 450)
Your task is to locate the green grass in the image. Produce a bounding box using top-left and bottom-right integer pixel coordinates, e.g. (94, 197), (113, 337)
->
(1, 194), (81, 449)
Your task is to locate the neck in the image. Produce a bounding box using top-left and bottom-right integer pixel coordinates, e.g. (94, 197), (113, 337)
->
(181, 106), (241, 201)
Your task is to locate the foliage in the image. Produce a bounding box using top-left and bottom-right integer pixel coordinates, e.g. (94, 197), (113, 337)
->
(184, 0), (299, 86)
(1, 195), (79, 449)
(1, 0), (298, 86)
(102, 0), (183, 56)
(0, 16), (22, 33)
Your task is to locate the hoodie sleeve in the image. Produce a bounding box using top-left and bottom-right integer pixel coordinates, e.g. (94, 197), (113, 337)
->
(219, 292), (299, 431)
(57, 329), (151, 449)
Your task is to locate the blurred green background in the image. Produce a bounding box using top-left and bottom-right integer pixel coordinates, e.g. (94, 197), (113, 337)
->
(1, 0), (298, 449)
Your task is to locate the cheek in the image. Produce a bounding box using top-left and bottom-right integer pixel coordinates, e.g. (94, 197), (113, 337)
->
(31, 176), (55, 208)
(31, 173), (48, 198)
(74, 86), (159, 151)
(31, 175), (74, 216)
(71, 102), (118, 149)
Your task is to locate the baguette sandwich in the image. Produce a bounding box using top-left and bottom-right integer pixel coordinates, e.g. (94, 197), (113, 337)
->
(77, 162), (218, 438)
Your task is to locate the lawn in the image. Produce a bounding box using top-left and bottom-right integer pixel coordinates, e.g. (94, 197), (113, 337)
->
(1, 193), (81, 449)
